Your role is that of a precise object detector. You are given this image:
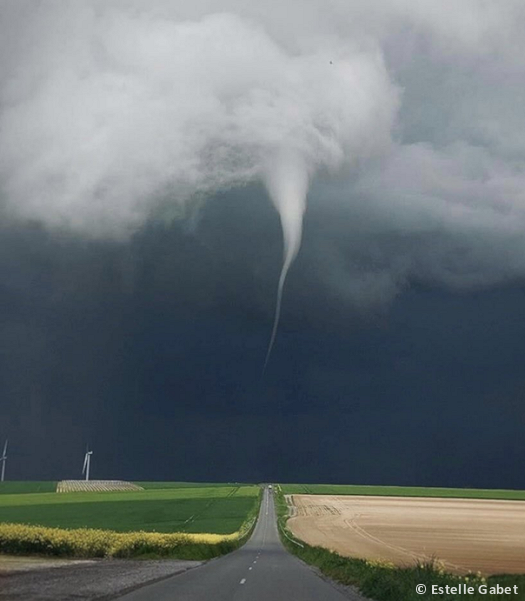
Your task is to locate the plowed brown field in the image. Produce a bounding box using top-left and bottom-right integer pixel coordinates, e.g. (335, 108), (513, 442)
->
(288, 495), (525, 575)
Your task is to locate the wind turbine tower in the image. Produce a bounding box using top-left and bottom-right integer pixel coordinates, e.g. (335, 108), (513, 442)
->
(1, 439), (7, 482)
(82, 446), (93, 481)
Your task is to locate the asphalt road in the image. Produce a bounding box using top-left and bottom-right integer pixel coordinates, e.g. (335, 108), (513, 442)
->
(118, 487), (362, 601)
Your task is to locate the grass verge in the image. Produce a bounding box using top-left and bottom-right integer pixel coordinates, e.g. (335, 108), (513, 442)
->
(275, 487), (525, 601)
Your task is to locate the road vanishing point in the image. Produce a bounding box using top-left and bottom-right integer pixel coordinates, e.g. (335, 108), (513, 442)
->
(118, 487), (361, 601)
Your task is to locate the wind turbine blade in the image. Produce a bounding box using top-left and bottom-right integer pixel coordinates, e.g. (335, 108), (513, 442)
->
(82, 453), (88, 474)
(2, 439), (7, 457)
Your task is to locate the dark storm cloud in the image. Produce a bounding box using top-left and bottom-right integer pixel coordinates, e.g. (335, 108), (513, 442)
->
(1, 192), (525, 487)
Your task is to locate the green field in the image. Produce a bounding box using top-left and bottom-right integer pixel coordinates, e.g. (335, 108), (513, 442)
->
(0, 482), (58, 495)
(136, 481), (247, 490)
(0, 485), (260, 534)
(281, 483), (525, 501)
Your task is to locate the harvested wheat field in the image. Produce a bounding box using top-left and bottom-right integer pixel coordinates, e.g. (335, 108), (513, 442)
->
(288, 495), (525, 575)
(57, 480), (144, 493)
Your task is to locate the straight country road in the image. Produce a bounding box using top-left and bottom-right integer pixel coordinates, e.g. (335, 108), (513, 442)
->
(118, 487), (362, 601)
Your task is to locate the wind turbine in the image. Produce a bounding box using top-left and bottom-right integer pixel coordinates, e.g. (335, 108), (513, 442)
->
(1, 439), (7, 482)
(82, 446), (93, 481)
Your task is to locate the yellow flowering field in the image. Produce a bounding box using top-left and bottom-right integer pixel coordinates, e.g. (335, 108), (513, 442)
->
(0, 519), (255, 559)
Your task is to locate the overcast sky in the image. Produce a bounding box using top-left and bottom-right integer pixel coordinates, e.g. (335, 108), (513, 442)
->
(1, 1), (525, 487)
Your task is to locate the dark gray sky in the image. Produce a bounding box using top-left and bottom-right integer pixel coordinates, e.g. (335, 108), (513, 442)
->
(1, 186), (524, 487)
(1, 1), (525, 488)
